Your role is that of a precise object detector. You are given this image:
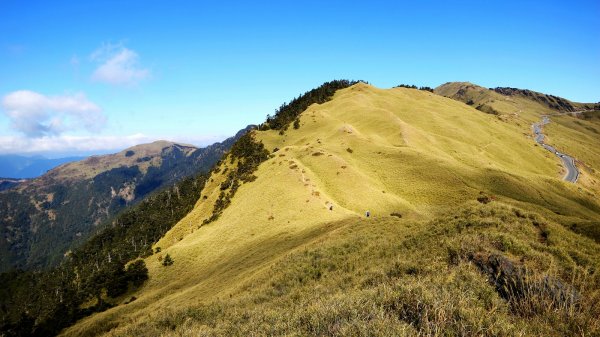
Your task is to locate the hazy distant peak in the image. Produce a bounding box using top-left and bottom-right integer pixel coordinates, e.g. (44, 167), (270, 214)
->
(434, 82), (486, 96)
(435, 81), (597, 113)
(120, 140), (197, 156)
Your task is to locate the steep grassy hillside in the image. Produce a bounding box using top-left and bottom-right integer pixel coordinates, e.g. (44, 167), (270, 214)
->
(0, 127), (249, 272)
(61, 83), (600, 336)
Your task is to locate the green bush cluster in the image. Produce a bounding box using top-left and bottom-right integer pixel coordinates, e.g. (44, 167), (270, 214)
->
(162, 254), (174, 267)
(475, 104), (500, 115)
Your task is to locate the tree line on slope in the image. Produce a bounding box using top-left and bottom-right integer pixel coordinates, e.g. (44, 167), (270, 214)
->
(394, 84), (434, 92)
(262, 79), (363, 131)
(203, 132), (270, 225)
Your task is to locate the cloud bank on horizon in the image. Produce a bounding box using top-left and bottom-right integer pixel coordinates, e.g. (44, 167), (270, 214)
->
(0, 43), (168, 156)
(0, 132), (225, 156)
(0, 133), (151, 155)
(2, 90), (105, 137)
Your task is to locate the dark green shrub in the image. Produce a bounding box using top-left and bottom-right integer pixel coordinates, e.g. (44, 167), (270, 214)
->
(163, 254), (174, 266)
(477, 192), (492, 204)
(126, 260), (149, 287)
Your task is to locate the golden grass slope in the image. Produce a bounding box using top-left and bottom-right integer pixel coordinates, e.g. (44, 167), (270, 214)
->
(62, 83), (600, 336)
(436, 82), (600, 195)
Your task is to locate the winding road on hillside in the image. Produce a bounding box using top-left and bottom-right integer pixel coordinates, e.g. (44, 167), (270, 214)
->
(532, 116), (579, 183)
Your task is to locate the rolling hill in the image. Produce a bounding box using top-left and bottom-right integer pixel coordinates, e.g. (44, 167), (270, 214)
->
(56, 82), (600, 336)
(0, 127), (250, 272)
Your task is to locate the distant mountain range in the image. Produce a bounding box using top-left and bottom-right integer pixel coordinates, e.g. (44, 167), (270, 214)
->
(0, 178), (28, 192)
(0, 126), (252, 272)
(0, 155), (85, 179)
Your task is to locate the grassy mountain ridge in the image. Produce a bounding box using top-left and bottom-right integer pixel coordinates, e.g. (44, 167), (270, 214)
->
(491, 86), (597, 112)
(435, 82), (598, 115)
(0, 128), (251, 272)
(61, 82), (600, 336)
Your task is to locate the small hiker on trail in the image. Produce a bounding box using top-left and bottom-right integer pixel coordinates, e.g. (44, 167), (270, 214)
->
(365, 210), (370, 218)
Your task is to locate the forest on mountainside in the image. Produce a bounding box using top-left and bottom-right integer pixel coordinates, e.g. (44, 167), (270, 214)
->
(0, 171), (209, 336)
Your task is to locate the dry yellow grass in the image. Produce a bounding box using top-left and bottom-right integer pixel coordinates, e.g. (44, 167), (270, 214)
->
(61, 83), (600, 336)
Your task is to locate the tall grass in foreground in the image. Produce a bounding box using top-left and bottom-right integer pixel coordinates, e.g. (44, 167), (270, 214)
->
(87, 202), (600, 337)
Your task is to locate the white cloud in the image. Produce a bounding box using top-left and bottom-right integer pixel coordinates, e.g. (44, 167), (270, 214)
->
(1, 90), (106, 137)
(90, 43), (150, 85)
(0, 134), (152, 155)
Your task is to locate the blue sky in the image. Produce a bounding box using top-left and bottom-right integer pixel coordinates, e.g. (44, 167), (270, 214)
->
(1, 0), (599, 156)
